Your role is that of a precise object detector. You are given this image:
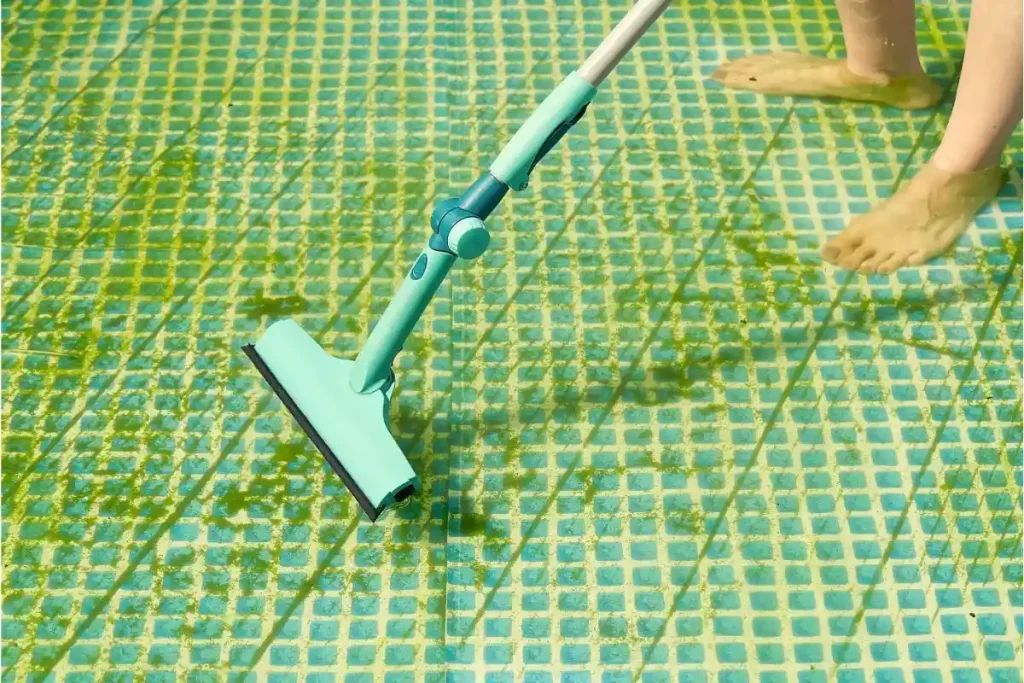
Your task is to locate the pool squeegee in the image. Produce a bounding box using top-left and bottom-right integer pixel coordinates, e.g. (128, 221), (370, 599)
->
(244, 0), (673, 522)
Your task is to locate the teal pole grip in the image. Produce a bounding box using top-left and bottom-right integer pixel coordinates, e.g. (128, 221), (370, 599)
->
(349, 245), (456, 393)
(489, 71), (598, 191)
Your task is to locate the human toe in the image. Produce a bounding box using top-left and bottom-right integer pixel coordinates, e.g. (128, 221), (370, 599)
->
(858, 250), (897, 274)
(821, 239), (843, 263)
(822, 232), (863, 264)
(838, 243), (877, 270)
(905, 249), (931, 267)
(874, 251), (911, 274)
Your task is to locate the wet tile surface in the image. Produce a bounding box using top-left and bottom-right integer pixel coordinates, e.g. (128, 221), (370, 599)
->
(2, 0), (1021, 681)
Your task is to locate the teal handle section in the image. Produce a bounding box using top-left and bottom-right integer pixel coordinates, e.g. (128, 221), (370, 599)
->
(489, 71), (598, 191)
(349, 245), (456, 393)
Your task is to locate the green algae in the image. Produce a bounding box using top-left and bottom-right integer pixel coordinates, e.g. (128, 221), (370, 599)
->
(630, 449), (716, 477)
(469, 560), (489, 591)
(5, 1), (1021, 673)
(574, 464), (627, 505)
(732, 233), (801, 268)
(501, 435), (522, 465)
(646, 351), (736, 401)
(389, 409), (431, 439)
(402, 333), (427, 360)
(457, 506), (493, 538)
(214, 440), (318, 525)
(501, 469), (540, 491)
(237, 294), (309, 320)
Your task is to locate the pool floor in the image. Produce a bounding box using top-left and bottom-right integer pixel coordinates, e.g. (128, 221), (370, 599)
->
(2, 0), (1022, 681)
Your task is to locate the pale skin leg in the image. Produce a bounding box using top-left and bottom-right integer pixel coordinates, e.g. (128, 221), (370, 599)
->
(823, 0), (1022, 273)
(930, 2), (1023, 174)
(835, 0), (925, 78)
(711, 0), (1022, 273)
(711, 0), (942, 109)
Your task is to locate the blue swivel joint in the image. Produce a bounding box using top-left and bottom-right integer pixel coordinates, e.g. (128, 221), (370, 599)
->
(429, 172), (510, 260)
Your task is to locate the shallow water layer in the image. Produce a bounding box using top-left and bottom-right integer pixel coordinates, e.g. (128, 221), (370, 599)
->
(1, 0), (1022, 681)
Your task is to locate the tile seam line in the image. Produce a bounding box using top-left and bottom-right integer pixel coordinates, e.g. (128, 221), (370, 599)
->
(1, 1), (172, 122)
(2, 20), (435, 501)
(437, 0), (484, 667)
(212, 16), (589, 670)
(912, 315), (1024, 615)
(4, 8), (560, 512)
(2, 0), (324, 322)
(456, 103), (800, 645)
(19, 20), (469, 677)
(3, 0), (185, 161)
(431, 187), (809, 565)
(630, 58), (971, 680)
(2, 1), (541, 341)
(391, 2), (736, 483)
(828, 239), (1023, 676)
(438, 5), (610, 659)
(458, 36), (974, 671)
(231, 516), (361, 681)
(0, 0), (44, 39)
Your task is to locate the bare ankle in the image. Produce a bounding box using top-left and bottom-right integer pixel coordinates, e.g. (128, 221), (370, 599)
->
(844, 58), (926, 83)
(929, 149), (1004, 174)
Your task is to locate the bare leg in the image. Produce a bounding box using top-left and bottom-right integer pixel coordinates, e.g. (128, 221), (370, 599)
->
(823, 0), (1022, 273)
(710, 0), (941, 109)
(836, 0), (924, 78)
(932, 2), (1023, 173)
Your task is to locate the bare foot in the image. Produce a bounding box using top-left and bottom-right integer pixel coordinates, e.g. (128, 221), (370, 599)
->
(821, 163), (1006, 273)
(711, 52), (942, 110)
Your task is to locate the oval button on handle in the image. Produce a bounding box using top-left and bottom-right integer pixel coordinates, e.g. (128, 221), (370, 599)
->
(410, 253), (428, 280)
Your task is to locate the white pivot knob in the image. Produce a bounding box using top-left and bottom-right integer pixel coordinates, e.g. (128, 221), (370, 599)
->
(447, 217), (490, 260)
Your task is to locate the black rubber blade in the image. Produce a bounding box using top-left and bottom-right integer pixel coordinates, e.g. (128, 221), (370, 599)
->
(243, 343), (383, 522)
